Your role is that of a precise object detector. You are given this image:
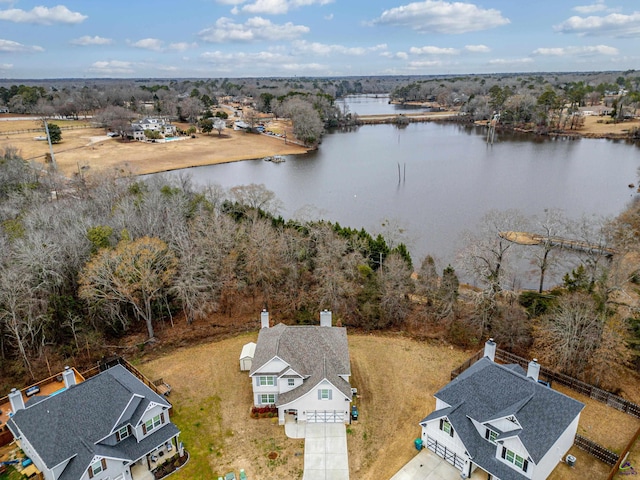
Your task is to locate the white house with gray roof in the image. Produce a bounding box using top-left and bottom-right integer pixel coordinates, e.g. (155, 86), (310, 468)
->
(419, 339), (584, 480)
(249, 310), (352, 425)
(130, 117), (176, 140)
(6, 365), (180, 480)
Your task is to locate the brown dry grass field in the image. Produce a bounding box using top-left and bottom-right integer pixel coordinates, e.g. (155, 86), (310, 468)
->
(1, 114), (637, 180)
(0, 117), (308, 178)
(136, 332), (638, 480)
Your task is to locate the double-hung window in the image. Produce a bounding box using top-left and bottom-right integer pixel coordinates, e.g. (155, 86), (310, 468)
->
(501, 447), (528, 472)
(439, 418), (454, 437)
(117, 425), (129, 441)
(144, 414), (163, 434)
(259, 393), (276, 404)
(319, 389), (332, 400)
(485, 428), (498, 443)
(258, 376), (275, 386)
(88, 459), (107, 478)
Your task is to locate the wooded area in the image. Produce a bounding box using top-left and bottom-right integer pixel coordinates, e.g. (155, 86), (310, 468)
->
(1, 71), (640, 394)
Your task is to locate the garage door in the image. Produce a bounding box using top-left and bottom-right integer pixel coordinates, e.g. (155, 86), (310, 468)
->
(426, 436), (465, 471)
(307, 410), (346, 423)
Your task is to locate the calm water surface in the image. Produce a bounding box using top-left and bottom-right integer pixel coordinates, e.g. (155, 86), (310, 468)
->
(163, 99), (640, 270)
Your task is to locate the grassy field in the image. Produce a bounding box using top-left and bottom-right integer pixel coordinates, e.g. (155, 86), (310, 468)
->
(0, 117), (308, 178)
(136, 331), (636, 480)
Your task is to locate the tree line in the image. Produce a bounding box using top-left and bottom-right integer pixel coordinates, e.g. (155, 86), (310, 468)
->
(390, 71), (640, 134)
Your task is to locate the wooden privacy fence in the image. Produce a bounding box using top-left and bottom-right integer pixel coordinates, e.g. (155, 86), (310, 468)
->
(574, 434), (619, 466)
(452, 348), (640, 419)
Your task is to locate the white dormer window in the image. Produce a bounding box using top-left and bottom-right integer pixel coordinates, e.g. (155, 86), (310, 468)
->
(288, 378), (295, 387)
(88, 459), (107, 478)
(485, 428), (498, 443)
(116, 425), (130, 442)
(439, 419), (454, 437)
(501, 447), (529, 472)
(143, 413), (164, 434)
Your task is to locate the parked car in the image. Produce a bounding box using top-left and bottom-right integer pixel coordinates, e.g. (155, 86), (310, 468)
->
(351, 404), (359, 421)
(224, 473), (236, 480)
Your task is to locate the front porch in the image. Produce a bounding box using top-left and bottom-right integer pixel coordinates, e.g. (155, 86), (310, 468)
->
(131, 436), (184, 480)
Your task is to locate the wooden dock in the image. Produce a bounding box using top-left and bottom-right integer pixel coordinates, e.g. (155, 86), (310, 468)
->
(499, 231), (617, 257)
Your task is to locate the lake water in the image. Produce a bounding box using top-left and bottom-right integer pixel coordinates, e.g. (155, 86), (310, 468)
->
(163, 97), (640, 278)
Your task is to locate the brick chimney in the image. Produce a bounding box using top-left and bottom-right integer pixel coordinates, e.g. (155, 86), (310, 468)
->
(62, 366), (76, 388)
(320, 310), (332, 327)
(484, 338), (496, 362)
(260, 310), (270, 329)
(527, 359), (540, 382)
(8, 388), (25, 412)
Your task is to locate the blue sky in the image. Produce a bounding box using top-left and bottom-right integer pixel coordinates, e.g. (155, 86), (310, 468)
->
(0, 0), (638, 78)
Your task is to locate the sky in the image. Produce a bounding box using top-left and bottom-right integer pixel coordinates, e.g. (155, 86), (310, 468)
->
(0, 0), (638, 79)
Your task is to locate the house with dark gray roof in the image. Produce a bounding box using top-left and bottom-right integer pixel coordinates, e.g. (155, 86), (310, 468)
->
(249, 310), (352, 425)
(6, 365), (180, 480)
(419, 339), (584, 480)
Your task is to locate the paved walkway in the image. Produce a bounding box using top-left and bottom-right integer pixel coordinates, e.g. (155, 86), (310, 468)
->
(285, 422), (349, 480)
(390, 449), (463, 480)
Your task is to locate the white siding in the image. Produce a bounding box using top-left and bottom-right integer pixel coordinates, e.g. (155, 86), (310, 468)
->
(421, 418), (468, 458)
(78, 458), (128, 480)
(277, 380), (349, 424)
(491, 416), (522, 432)
(253, 357), (288, 374)
(531, 415), (580, 480)
(134, 405), (167, 440)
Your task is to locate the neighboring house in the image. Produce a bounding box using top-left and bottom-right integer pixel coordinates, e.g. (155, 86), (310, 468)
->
(249, 310), (353, 425)
(6, 365), (180, 480)
(130, 118), (177, 141)
(419, 339), (584, 480)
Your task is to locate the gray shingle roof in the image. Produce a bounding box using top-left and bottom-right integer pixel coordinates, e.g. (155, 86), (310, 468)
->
(421, 358), (583, 479)
(250, 323), (352, 403)
(7, 365), (177, 480)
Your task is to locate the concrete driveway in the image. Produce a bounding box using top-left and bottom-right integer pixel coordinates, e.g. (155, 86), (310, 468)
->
(390, 449), (464, 480)
(286, 422), (349, 480)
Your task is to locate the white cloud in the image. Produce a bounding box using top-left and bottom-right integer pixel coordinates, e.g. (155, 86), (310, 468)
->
(0, 63), (12, 70)
(464, 44), (490, 53)
(200, 48), (328, 74)
(373, 0), (510, 34)
(89, 60), (135, 75)
(555, 12), (640, 37)
(198, 17), (309, 42)
(573, 1), (607, 14)
(130, 38), (164, 51)
(380, 51), (409, 59)
(0, 5), (87, 25)
(227, 0), (333, 15)
(291, 40), (383, 56)
(168, 42), (198, 52)
(0, 38), (44, 53)
(409, 45), (459, 55)
(324, 13), (333, 20)
(488, 57), (533, 65)
(70, 35), (112, 46)
(533, 45), (619, 56)
(156, 65), (179, 72)
(408, 60), (445, 69)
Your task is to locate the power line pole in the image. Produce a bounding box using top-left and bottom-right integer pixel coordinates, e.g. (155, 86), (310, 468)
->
(44, 120), (57, 170)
